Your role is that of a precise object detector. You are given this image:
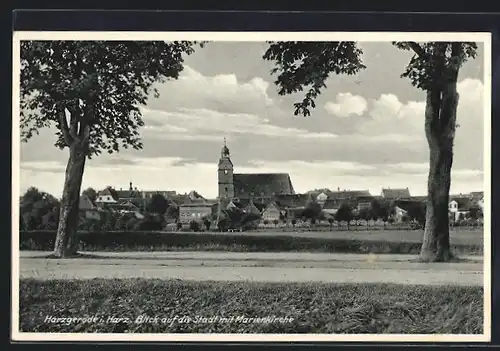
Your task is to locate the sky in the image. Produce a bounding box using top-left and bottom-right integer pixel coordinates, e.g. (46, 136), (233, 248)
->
(18, 41), (486, 199)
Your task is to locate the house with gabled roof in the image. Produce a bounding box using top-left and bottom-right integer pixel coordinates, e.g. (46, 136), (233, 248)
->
(469, 191), (484, 200)
(449, 197), (475, 221)
(261, 201), (286, 222)
(95, 188), (118, 205)
(79, 194), (101, 220)
(179, 202), (218, 225)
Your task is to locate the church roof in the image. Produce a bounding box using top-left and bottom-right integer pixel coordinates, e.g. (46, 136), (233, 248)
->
(233, 173), (295, 199)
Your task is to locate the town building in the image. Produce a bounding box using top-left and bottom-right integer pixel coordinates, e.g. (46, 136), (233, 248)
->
(381, 188), (411, 200)
(179, 202), (218, 224)
(217, 139), (295, 203)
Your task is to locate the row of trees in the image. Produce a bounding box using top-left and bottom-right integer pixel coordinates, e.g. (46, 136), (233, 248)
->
(19, 187), (179, 231)
(20, 40), (478, 261)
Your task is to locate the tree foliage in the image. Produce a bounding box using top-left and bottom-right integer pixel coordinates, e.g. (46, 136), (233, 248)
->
(20, 41), (199, 156)
(368, 199), (390, 221)
(263, 41), (365, 116)
(392, 42), (478, 90)
(82, 187), (97, 203)
(300, 200), (323, 221)
(334, 203), (353, 223)
(147, 194), (168, 215)
(20, 187), (60, 230)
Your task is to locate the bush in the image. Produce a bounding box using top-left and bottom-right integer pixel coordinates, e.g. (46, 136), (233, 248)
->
(19, 230), (483, 255)
(189, 221), (200, 232)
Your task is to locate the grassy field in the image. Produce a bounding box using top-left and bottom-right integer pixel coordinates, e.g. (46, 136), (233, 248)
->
(209, 228), (483, 245)
(19, 278), (483, 334)
(20, 229), (483, 255)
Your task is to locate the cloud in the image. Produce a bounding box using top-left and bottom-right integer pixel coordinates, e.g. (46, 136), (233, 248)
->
(17, 44), (484, 201)
(19, 153), (484, 203)
(140, 107), (339, 141)
(147, 65), (274, 115)
(20, 161), (66, 174)
(324, 93), (368, 118)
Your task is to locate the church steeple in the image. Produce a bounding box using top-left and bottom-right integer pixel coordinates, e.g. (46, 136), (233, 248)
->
(221, 137), (230, 158)
(218, 138), (234, 200)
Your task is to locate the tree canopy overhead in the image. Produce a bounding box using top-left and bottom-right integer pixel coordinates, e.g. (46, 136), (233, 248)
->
(263, 41), (365, 117)
(19, 40), (200, 257)
(20, 40), (198, 157)
(263, 40), (479, 262)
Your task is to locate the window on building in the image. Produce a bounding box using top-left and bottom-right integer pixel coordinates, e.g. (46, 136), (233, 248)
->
(224, 169), (228, 175)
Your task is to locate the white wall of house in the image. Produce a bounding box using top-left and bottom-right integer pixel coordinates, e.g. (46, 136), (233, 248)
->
(448, 200), (470, 221)
(316, 192), (328, 204)
(322, 208), (338, 215)
(393, 206), (408, 223)
(478, 198), (484, 210)
(448, 200), (458, 213)
(262, 204), (281, 221)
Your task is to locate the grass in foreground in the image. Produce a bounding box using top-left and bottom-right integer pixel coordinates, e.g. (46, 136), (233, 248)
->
(19, 279), (483, 334)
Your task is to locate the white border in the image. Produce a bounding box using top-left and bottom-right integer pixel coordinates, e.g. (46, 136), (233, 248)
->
(11, 31), (492, 343)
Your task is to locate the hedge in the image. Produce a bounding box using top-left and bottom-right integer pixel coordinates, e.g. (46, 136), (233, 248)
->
(19, 230), (483, 255)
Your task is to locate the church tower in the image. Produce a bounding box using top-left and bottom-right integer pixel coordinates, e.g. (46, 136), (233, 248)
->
(218, 138), (234, 199)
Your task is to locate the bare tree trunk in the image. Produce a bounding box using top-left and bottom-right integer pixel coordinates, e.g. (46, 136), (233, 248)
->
(53, 145), (87, 258)
(420, 83), (458, 262)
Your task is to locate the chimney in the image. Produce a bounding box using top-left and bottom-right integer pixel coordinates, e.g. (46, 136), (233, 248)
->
(129, 181), (133, 191)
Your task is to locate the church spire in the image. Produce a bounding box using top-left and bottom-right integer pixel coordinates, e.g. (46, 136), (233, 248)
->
(221, 137), (230, 158)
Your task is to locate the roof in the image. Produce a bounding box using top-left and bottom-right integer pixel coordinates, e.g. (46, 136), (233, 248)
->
(411, 196), (427, 202)
(326, 190), (372, 200)
(244, 200), (262, 215)
(469, 191), (484, 199)
(450, 197), (475, 210)
(322, 199), (342, 210)
(273, 194), (310, 209)
(116, 189), (142, 199)
(381, 188), (411, 199)
(141, 190), (177, 198)
(117, 200), (139, 209)
(263, 201), (285, 212)
(188, 190), (205, 200)
(180, 202), (217, 208)
(393, 200), (422, 212)
(233, 173), (295, 198)
(98, 188), (114, 197)
(169, 194), (194, 206)
(79, 195), (95, 210)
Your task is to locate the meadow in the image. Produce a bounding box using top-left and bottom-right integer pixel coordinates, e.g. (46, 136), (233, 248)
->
(19, 278), (483, 334)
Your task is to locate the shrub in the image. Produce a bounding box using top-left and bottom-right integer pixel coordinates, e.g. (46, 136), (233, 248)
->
(19, 230), (483, 255)
(189, 221), (200, 232)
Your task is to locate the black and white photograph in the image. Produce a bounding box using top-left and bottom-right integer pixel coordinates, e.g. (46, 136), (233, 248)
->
(12, 31), (490, 342)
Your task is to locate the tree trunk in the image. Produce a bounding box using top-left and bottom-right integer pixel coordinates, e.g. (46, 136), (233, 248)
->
(420, 83), (459, 262)
(53, 145), (87, 258)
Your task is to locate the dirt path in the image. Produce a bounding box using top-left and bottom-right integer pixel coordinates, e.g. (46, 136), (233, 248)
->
(19, 251), (483, 286)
